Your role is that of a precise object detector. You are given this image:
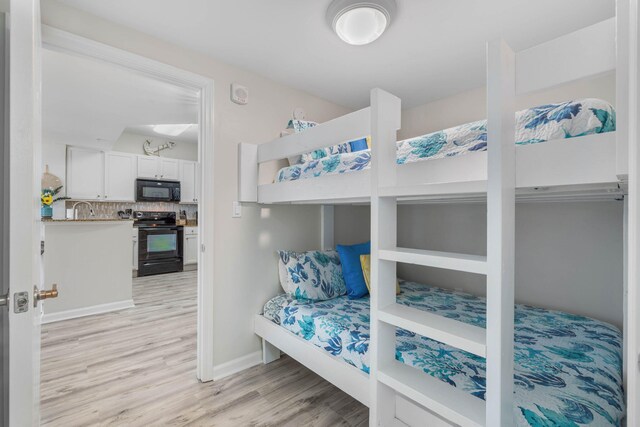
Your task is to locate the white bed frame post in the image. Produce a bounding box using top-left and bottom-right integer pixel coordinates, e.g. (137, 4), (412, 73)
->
(627, 0), (640, 423)
(369, 88), (402, 427)
(486, 39), (516, 426)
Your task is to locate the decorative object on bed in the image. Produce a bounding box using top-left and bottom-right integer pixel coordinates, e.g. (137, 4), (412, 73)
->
(349, 137), (369, 152)
(277, 257), (293, 293)
(360, 254), (400, 294)
(276, 98), (616, 183)
(336, 241), (371, 299)
(285, 119), (373, 165)
(263, 281), (624, 426)
(277, 249), (347, 301)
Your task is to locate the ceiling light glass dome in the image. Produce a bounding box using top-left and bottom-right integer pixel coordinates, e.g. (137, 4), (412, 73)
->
(327, 0), (396, 46)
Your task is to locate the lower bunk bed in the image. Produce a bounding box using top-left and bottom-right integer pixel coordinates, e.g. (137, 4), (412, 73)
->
(255, 281), (625, 426)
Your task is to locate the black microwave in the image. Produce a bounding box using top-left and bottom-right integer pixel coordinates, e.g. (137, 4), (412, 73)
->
(136, 179), (181, 202)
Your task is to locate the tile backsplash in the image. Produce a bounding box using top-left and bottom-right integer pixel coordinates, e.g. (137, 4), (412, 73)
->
(63, 201), (198, 220)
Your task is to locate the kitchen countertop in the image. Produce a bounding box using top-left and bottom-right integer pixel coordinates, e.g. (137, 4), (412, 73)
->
(42, 218), (135, 224)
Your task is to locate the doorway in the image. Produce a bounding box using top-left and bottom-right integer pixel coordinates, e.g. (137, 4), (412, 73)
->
(37, 26), (215, 422)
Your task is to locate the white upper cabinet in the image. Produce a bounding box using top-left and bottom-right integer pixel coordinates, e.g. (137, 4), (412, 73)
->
(136, 156), (180, 180)
(180, 160), (198, 203)
(66, 146), (104, 200)
(160, 158), (180, 180)
(137, 156), (160, 179)
(104, 152), (136, 201)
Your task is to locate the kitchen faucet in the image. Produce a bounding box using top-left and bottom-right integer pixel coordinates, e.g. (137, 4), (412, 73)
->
(72, 201), (96, 220)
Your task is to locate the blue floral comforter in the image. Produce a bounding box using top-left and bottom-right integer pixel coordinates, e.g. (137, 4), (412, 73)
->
(276, 98), (616, 182)
(263, 281), (624, 425)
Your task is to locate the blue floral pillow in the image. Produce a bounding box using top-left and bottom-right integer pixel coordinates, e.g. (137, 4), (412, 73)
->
(287, 119), (351, 163)
(277, 250), (347, 301)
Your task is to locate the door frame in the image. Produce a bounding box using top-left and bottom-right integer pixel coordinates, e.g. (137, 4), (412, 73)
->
(41, 26), (216, 381)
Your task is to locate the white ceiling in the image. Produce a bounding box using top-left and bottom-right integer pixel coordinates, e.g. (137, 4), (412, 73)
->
(55, 0), (614, 109)
(42, 48), (199, 150)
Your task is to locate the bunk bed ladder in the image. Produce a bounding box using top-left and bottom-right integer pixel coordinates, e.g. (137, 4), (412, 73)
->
(369, 40), (516, 427)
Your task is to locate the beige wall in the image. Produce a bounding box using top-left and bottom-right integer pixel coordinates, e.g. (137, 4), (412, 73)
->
(335, 202), (624, 329)
(399, 72), (615, 140)
(336, 74), (624, 328)
(41, 0), (351, 366)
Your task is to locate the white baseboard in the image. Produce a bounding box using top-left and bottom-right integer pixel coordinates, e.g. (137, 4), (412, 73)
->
(212, 350), (262, 381)
(41, 299), (135, 324)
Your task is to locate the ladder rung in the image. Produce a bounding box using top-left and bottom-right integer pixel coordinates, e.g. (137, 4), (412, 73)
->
(378, 180), (487, 198)
(379, 303), (486, 357)
(378, 361), (486, 427)
(379, 247), (487, 275)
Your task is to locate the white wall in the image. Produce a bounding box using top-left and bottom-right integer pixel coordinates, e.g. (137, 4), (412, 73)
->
(336, 74), (624, 328)
(111, 131), (198, 161)
(41, 0), (352, 367)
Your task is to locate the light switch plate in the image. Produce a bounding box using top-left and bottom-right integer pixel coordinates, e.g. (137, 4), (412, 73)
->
(232, 201), (242, 218)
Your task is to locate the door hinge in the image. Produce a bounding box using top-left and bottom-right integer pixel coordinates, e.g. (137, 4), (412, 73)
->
(201, 244), (206, 253)
(14, 291), (29, 313)
(41, 240), (45, 255)
(0, 290), (8, 308)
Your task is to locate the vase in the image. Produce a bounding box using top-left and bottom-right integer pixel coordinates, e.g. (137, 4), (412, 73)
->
(41, 205), (53, 219)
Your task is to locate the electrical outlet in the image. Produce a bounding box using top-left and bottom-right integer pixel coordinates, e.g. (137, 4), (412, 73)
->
(232, 201), (242, 218)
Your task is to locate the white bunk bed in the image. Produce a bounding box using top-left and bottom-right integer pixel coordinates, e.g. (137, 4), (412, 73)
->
(239, 18), (622, 206)
(242, 9), (636, 427)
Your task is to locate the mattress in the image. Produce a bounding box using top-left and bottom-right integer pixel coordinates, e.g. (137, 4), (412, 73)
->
(276, 98), (616, 183)
(263, 281), (624, 426)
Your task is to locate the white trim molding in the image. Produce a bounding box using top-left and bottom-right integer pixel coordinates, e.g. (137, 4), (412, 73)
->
(212, 351), (263, 381)
(41, 26), (216, 382)
(41, 300), (135, 324)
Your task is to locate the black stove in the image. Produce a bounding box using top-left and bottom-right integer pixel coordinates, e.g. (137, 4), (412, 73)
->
(134, 211), (183, 276)
(134, 210), (178, 227)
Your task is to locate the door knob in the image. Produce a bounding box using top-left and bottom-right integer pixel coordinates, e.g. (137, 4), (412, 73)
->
(34, 284), (59, 306)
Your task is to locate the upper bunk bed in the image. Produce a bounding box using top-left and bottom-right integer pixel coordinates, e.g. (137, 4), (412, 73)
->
(239, 17), (625, 205)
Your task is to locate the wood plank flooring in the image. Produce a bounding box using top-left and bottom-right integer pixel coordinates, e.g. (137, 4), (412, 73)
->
(41, 270), (368, 426)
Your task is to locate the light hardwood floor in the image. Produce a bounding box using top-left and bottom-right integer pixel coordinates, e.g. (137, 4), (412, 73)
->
(41, 270), (368, 426)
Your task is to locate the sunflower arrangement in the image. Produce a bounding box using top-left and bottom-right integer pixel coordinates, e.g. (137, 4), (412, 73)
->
(41, 186), (69, 218)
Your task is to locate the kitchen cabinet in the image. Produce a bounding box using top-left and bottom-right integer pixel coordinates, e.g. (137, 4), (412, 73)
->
(161, 159), (180, 180)
(136, 156), (180, 180)
(183, 226), (198, 265)
(67, 147), (137, 201)
(104, 152), (136, 201)
(66, 146), (104, 200)
(180, 160), (200, 204)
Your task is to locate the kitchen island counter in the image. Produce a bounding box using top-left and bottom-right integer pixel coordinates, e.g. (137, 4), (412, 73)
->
(42, 220), (134, 322)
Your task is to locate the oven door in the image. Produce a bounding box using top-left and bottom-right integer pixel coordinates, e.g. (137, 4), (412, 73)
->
(138, 227), (181, 261)
(136, 179), (180, 202)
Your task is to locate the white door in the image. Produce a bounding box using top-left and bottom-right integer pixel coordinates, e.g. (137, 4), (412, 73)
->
(159, 158), (179, 180)
(7, 0), (44, 424)
(137, 156), (159, 179)
(67, 146), (104, 200)
(180, 160), (196, 203)
(104, 152), (136, 201)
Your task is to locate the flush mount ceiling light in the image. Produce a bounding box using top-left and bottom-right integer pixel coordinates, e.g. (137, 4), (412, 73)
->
(327, 0), (396, 46)
(152, 123), (192, 137)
